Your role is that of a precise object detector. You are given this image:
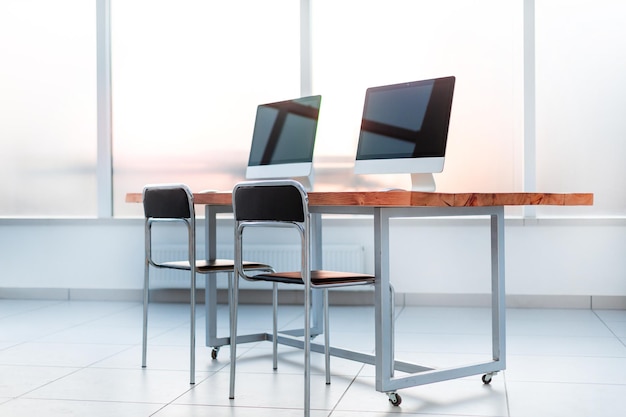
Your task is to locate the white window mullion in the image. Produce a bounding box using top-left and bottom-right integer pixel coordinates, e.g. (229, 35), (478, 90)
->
(96, 0), (113, 218)
(523, 0), (536, 218)
(300, 0), (312, 97)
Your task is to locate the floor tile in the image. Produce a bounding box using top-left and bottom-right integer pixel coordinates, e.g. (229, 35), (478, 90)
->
(153, 404), (331, 416)
(506, 380), (626, 417)
(394, 306), (492, 335)
(593, 309), (626, 322)
(232, 342), (366, 376)
(507, 334), (626, 357)
(0, 365), (79, 398)
(603, 320), (626, 337)
(93, 343), (233, 373)
(24, 367), (207, 404)
(0, 398), (163, 417)
(177, 368), (352, 411)
(505, 354), (626, 384)
(0, 341), (131, 367)
(1, 299), (626, 417)
(334, 375), (508, 416)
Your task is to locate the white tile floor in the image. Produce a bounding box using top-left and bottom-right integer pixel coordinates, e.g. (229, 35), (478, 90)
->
(1, 299), (626, 416)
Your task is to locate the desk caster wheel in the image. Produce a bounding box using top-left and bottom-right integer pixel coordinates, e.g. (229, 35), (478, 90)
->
(482, 373), (493, 384)
(211, 347), (220, 360)
(388, 392), (402, 406)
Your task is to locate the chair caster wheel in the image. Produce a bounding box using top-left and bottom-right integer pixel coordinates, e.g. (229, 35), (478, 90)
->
(482, 373), (494, 384)
(388, 392), (402, 406)
(211, 347), (220, 360)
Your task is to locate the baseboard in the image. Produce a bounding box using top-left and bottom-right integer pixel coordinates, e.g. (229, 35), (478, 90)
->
(591, 296), (626, 309)
(1, 287), (625, 309)
(0, 287), (144, 302)
(401, 293), (594, 309)
(148, 288), (375, 306)
(0, 288), (373, 305)
(0, 287), (72, 300)
(71, 288), (143, 302)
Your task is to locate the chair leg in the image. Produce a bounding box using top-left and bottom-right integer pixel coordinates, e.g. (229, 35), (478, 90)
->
(304, 286), (311, 417)
(272, 282), (278, 370)
(142, 262), (149, 368)
(190, 270), (196, 385)
(227, 272), (233, 345)
(229, 271), (239, 399)
(324, 288), (330, 384)
(206, 274), (219, 351)
(390, 283), (396, 378)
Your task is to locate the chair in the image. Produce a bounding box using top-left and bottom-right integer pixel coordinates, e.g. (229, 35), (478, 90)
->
(229, 179), (376, 416)
(142, 183), (273, 384)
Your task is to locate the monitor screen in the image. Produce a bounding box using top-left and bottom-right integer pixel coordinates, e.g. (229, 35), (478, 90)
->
(246, 95), (321, 185)
(354, 76), (455, 191)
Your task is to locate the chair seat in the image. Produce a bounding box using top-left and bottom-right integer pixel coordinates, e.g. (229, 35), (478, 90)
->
(251, 270), (375, 287)
(161, 259), (272, 273)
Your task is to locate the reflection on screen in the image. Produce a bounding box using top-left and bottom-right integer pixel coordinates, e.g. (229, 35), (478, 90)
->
(356, 77), (455, 160)
(248, 95), (322, 166)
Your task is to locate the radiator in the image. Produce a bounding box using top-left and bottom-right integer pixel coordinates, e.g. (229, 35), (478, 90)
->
(149, 244), (366, 289)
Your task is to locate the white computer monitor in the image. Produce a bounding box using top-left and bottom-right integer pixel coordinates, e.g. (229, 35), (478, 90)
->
(246, 95), (321, 190)
(354, 76), (455, 191)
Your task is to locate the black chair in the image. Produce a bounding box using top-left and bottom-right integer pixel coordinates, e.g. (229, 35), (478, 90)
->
(229, 179), (376, 416)
(142, 183), (273, 384)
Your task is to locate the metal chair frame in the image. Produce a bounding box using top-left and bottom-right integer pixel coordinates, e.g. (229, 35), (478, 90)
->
(142, 183), (273, 385)
(229, 179), (375, 416)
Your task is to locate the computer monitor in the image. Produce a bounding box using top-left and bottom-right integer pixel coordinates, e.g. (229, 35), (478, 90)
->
(246, 95), (321, 190)
(354, 76), (455, 191)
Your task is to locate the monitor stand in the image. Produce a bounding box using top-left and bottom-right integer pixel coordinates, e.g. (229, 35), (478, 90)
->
(292, 174), (314, 192)
(410, 173), (436, 192)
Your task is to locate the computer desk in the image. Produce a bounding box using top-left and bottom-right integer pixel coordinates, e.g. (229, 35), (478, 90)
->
(126, 190), (593, 399)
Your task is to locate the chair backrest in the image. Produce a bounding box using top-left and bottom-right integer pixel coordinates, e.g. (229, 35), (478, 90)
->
(233, 180), (310, 282)
(233, 180), (308, 223)
(143, 184), (194, 219)
(143, 184), (196, 269)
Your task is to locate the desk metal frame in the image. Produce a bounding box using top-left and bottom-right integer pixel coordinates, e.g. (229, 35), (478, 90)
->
(373, 205), (505, 392)
(203, 202), (506, 395)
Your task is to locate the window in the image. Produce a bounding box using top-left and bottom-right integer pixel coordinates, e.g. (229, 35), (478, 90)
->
(112, 0), (300, 217)
(1, 1), (621, 218)
(0, 0), (97, 216)
(535, 0), (626, 217)
(310, 0), (522, 194)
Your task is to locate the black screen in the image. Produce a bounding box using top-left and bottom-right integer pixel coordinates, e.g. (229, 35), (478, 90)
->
(248, 95), (322, 166)
(355, 76), (455, 160)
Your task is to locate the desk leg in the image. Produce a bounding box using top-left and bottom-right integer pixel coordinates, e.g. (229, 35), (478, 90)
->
(373, 206), (506, 395)
(205, 275), (219, 348)
(374, 208), (394, 393)
(205, 206), (220, 349)
(310, 213), (323, 335)
(491, 207), (506, 366)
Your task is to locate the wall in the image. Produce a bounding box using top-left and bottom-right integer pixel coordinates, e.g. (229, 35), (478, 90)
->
(1, 217), (624, 308)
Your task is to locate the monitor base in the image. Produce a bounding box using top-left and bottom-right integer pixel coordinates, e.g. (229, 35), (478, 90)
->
(292, 175), (313, 192)
(410, 173), (436, 192)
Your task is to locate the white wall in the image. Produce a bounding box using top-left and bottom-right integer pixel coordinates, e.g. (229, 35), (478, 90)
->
(2, 218), (624, 304)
